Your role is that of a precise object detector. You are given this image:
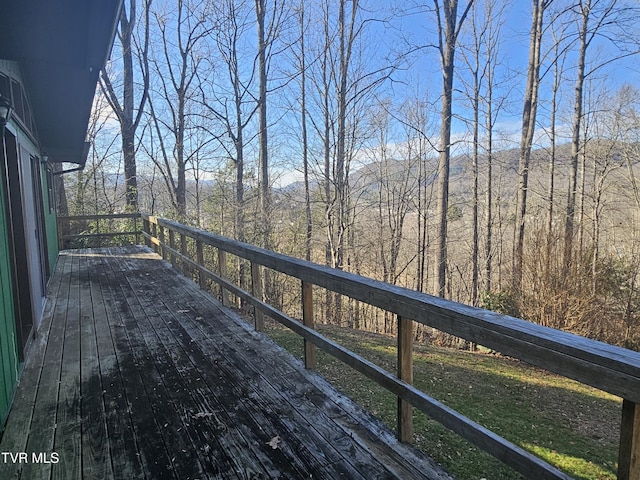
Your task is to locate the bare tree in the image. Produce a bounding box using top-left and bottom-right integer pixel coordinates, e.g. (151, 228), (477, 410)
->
(480, 1), (508, 297)
(563, 0), (637, 276)
(458, 0), (506, 304)
(256, 0), (269, 235)
(432, 0), (474, 297)
(544, 18), (569, 281)
(203, 0), (258, 242)
(512, 0), (549, 293)
(200, 0), (262, 294)
(145, 0), (215, 220)
(368, 101), (418, 289)
(65, 92), (121, 215)
(304, 0), (391, 322)
(293, 1), (313, 261)
(617, 85), (640, 213)
(100, 0), (152, 211)
(406, 99), (437, 295)
(255, 0), (286, 247)
(334, 0), (358, 276)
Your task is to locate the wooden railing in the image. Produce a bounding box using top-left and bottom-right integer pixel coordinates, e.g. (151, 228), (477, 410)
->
(57, 213), (141, 249)
(59, 213), (640, 480)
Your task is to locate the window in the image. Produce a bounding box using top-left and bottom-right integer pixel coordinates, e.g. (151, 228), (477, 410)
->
(21, 88), (33, 133)
(0, 73), (35, 135)
(10, 79), (24, 120)
(0, 74), (10, 100)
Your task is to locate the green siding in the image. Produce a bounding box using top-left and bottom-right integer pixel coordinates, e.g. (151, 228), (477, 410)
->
(0, 171), (19, 428)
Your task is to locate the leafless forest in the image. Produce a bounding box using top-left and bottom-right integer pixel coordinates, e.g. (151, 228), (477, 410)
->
(59, 0), (640, 349)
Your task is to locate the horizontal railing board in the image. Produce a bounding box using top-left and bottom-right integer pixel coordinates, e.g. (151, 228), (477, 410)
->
(58, 214), (141, 221)
(149, 217), (640, 404)
(61, 231), (140, 240)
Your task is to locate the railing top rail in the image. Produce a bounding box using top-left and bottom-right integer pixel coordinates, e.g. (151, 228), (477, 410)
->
(144, 214), (640, 404)
(59, 213), (142, 221)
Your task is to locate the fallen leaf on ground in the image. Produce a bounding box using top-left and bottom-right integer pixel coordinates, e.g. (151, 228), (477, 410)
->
(266, 436), (281, 450)
(193, 412), (214, 418)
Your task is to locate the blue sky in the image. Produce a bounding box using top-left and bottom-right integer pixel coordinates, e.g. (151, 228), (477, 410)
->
(272, 0), (640, 186)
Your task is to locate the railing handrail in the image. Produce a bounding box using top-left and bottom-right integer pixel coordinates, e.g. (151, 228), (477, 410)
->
(57, 213), (640, 480)
(57, 213), (141, 221)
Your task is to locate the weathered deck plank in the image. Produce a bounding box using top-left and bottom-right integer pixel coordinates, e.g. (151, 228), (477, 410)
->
(110, 251), (331, 479)
(52, 249), (82, 480)
(89, 253), (145, 480)
(98, 251), (182, 480)
(19, 251), (71, 480)
(164, 276), (443, 480)
(79, 253), (113, 480)
(0, 246), (453, 480)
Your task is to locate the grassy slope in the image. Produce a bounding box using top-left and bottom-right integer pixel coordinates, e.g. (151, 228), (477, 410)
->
(263, 322), (621, 480)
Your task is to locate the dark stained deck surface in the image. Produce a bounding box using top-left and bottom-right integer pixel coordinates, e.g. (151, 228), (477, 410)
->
(0, 246), (453, 480)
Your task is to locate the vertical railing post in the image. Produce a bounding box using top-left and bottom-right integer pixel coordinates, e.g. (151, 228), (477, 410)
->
(397, 315), (414, 443)
(152, 220), (159, 254)
(618, 399), (639, 480)
(251, 262), (264, 331)
(180, 232), (188, 276)
(168, 229), (176, 268)
(57, 217), (64, 250)
(196, 239), (205, 289)
(142, 217), (149, 248)
(159, 224), (166, 260)
(302, 281), (316, 369)
(218, 249), (230, 307)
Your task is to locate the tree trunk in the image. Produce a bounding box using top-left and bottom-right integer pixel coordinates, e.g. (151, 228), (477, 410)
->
(298, 3), (312, 262)
(546, 33), (562, 281)
(435, 41), (454, 297)
(100, 0), (151, 213)
(256, 0), (270, 248)
(433, 0), (473, 298)
(513, 0), (545, 293)
(564, 0), (590, 278)
(121, 6), (138, 211)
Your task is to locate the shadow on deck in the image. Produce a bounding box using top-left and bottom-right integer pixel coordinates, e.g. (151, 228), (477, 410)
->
(0, 246), (452, 480)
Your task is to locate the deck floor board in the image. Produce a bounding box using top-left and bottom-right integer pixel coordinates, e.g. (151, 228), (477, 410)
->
(0, 246), (453, 480)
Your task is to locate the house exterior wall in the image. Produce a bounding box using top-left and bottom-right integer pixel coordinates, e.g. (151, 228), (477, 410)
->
(0, 168), (19, 427)
(0, 61), (59, 426)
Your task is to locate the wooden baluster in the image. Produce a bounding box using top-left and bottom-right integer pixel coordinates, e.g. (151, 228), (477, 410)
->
(151, 220), (158, 254)
(180, 233), (188, 276)
(397, 315), (414, 443)
(142, 218), (150, 248)
(57, 217), (64, 250)
(302, 281), (316, 369)
(618, 399), (639, 480)
(251, 262), (264, 331)
(168, 229), (176, 268)
(218, 249), (230, 307)
(196, 239), (205, 289)
(159, 225), (167, 260)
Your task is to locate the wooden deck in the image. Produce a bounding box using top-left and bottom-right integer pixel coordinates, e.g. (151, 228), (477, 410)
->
(0, 246), (452, 480)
